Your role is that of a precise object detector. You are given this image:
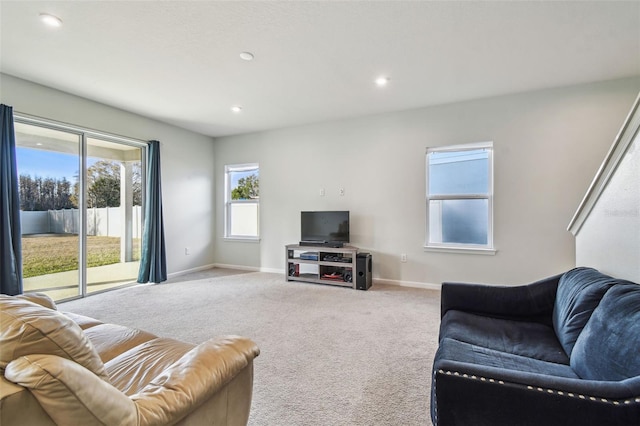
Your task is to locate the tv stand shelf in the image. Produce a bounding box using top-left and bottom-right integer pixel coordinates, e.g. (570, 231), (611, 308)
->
(286, 244), (358, 289)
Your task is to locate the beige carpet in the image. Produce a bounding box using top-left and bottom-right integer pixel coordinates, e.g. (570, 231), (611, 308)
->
(60, 269), (441, 425)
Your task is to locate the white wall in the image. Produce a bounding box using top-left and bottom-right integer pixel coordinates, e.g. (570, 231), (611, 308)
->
(576, 122), (640, 282)
(4, 73), (638, 285)
(1, 73), (216, 276)
(213, 77), (640, 286)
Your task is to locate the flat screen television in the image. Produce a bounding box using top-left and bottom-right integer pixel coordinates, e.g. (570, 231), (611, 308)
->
(301, 211), (349, 247)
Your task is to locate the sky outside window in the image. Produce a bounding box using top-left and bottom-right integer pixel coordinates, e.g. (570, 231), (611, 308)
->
(17, 147), (97, 180)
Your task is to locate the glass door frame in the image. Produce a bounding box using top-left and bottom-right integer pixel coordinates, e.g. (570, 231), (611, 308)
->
(15, 112), (148, 301)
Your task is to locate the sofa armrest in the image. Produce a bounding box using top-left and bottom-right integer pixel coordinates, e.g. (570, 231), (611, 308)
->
(5, 354), (137, 426)
(14, 293), (57, 310)
(132, 335), (259, 426)
(440, 273), (562, 323)
(432, 360), (640, 426)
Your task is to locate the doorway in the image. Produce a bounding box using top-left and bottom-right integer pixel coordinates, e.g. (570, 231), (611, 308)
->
(15, 117), (146, 301)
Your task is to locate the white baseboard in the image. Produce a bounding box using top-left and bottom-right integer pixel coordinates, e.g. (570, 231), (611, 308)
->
(373, 278), (441, 291)
(212, 264), (285, 275)
(211, 263), (262, 272)
(167, 263), (217, 279)
(212, 263), (441, 291)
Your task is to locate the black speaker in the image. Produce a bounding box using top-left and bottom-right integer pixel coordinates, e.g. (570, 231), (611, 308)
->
(356, 253), (372, 290)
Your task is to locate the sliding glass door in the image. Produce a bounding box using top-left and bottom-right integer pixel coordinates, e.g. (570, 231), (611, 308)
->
(15, 122), (82, 300)
(85, 137), (143, 294)
(14, 117), (146, 301)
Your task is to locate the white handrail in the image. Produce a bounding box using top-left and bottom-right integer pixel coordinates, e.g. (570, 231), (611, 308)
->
(567, 92), (640, 236)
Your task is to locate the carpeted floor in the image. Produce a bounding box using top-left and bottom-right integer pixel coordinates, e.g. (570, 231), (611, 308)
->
(60, 269), (441, 426)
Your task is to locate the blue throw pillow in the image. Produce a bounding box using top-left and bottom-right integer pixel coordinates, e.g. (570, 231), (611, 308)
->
(552, 267), (616, 356)
(571, 283), (640, 380)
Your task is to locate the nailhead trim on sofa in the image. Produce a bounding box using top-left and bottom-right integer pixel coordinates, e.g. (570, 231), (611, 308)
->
(438, 369), (640, 406)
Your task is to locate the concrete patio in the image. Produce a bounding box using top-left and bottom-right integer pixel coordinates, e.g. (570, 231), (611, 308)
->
(24, 261), (141, 301)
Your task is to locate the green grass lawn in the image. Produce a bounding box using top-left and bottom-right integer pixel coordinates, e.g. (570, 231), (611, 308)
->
(22, 235), (141, 278)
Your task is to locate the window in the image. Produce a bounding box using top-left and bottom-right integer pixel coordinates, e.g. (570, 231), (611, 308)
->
(426, 142), (494, 253)
(225, 163), (259, 239)
(15, 115), (146, 301)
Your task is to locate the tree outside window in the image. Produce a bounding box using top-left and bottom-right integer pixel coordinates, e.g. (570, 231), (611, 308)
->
(18, 159), (142, 211)
(225, 164), (259, 239)
(232, 173), (259, 200)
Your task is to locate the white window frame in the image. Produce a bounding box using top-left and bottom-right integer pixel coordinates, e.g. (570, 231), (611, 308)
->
(425, 141), (495, 255)
(224, 163), (259, 241)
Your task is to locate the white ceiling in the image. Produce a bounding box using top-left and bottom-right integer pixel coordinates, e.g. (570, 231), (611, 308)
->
(1, 1), (639, 138)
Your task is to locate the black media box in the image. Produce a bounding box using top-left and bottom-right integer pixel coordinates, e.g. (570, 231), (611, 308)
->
(300, 252), (319, 261)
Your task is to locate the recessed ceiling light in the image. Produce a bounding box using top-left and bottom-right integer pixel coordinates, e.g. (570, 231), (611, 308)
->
(375, 76), (390, 87)
(39, 13), (63, 28)
(231, 105), (243, 113)
(239, 52), (254, 61)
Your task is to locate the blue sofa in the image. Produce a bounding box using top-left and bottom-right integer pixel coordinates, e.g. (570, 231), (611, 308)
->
(431, 267), (640, 426)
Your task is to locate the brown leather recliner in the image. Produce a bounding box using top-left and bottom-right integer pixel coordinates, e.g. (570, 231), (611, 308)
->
(0, 293), (259, 426)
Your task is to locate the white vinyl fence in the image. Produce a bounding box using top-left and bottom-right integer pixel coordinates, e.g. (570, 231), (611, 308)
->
(21, 207), (142, 238)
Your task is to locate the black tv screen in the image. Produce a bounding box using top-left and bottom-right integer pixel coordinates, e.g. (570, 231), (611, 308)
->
(301, 211), (349, 244)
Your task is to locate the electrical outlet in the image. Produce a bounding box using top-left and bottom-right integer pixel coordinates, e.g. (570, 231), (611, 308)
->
(185, 247), (191, 256)
(339, 188), (345, 196)
(400, 253), (407, 263)
(320, 188), (325, 196)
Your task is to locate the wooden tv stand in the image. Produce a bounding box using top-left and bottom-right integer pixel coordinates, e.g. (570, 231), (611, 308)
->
(285, 244), (358, 289)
